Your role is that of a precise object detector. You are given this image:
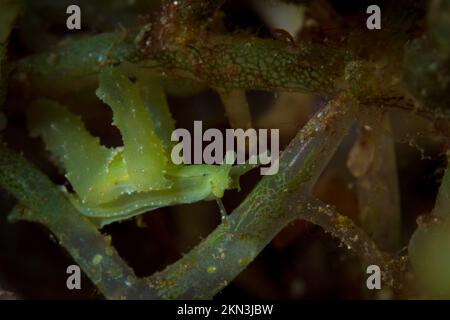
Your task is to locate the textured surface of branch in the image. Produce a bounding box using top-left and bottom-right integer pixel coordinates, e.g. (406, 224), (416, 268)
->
(144, 34), (348, 94)
(1, 93), (382, 300)
(0, 144), (159, 299)
(0, 0), (21, 108)
(14, 31), (349, 96)
(147, 94), (360, 299)
(13, 32), (137, 96)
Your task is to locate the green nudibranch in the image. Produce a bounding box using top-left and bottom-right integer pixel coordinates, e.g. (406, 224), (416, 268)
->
(27, 67), (253, 227)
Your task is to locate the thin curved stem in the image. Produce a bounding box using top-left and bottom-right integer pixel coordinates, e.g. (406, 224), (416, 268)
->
(13, 29), (348, 97)
(289, 196), (392, 282)
(0, 93), (364, 300)
(2, 89), (396, 299)
(145, 93), (358, 298)
(0, 144), (159, 299)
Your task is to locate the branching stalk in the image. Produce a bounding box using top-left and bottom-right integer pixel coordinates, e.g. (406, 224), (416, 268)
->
(13, 32), (349, 96)
(0, 144), (159, 299)
(0, 93), (386, 300)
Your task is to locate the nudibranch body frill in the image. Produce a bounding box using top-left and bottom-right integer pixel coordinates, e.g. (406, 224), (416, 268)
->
(28, 67), (252, 227)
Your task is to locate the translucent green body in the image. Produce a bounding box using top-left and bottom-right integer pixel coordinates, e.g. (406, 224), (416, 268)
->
(28, 67), (249, 227)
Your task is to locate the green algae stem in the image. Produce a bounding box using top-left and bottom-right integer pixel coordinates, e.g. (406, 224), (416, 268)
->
(0, 92), (393, 299)
(11, 0), (351, 98)
(152, 34), (348, 95)
(409, 149), (450, 297)
(0, 0), (438, 300)
(148, 94), (359, 299)
(13, 32), (137, 96)
(409, 216), (450, 298)
(13, 28), (349, 97)
(409, 147), (450, 297)
(0, 144), (159, 300)
(150, 93), (392, 298)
